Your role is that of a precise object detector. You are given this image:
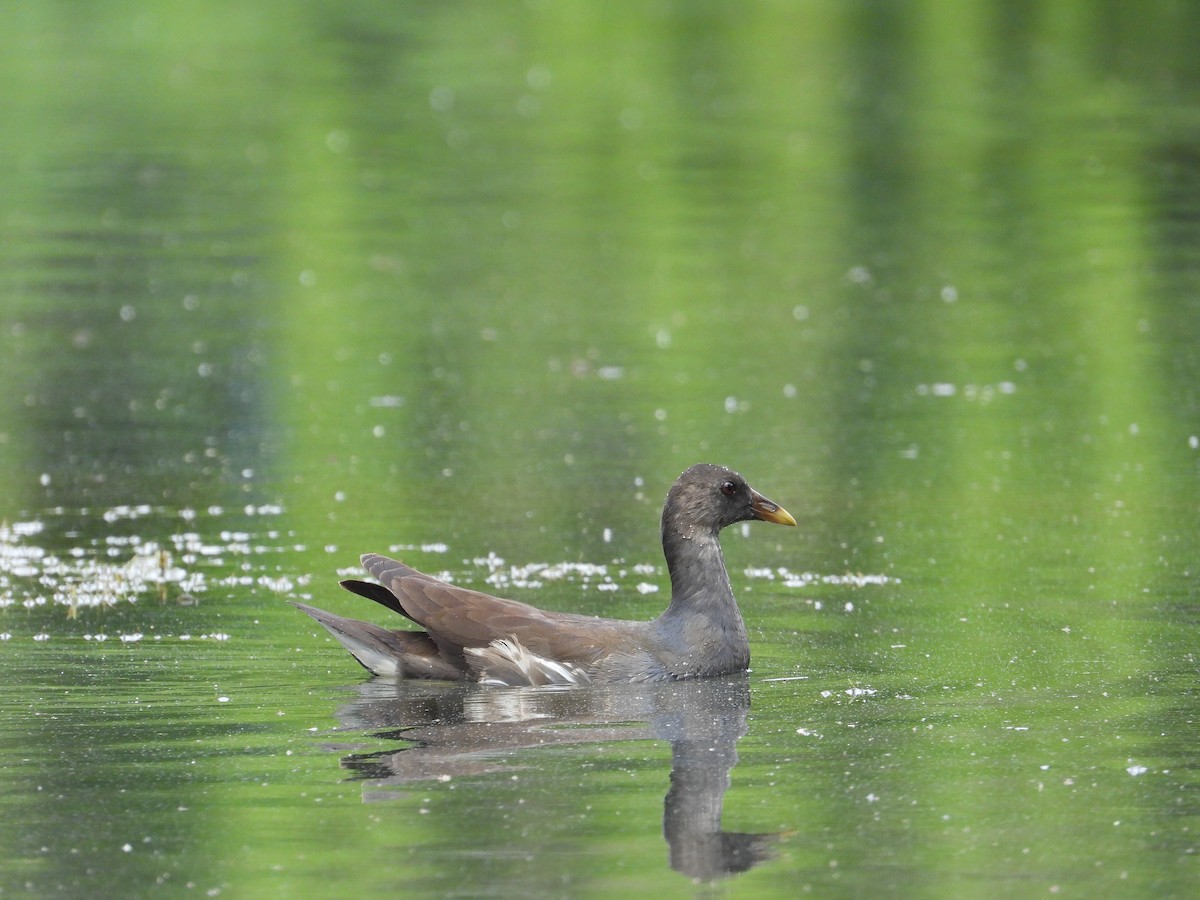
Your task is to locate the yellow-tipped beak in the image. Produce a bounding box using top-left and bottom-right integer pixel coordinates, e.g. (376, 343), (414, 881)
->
(750, 490), (797, 526)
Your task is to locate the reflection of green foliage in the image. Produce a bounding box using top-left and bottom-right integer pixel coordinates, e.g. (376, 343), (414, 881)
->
(2, 0), (1200, 896)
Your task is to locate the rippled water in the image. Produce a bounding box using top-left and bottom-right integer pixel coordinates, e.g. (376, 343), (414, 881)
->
(3, 1), (1200, 897)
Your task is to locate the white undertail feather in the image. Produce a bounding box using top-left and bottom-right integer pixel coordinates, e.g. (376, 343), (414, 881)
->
(319, 628), (398, 677)
(467, 638), (591, 686)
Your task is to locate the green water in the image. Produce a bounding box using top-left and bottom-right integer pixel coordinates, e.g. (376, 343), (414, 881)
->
(2, 1), (1199, 897)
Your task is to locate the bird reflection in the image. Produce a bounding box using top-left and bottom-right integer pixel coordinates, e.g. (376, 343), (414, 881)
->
(323, 674), (784, 882)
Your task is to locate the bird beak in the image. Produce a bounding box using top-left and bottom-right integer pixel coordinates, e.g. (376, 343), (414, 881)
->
(750, 489), (797, 526)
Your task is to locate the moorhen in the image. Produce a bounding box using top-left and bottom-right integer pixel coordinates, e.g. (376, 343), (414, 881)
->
(295, 464), (795, 685)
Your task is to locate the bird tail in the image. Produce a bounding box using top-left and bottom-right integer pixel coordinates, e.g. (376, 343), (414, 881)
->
(293, 602), (464, 679)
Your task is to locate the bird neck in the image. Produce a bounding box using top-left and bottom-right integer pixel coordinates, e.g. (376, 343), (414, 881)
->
(660, 524), (738, 617)
(654, 524), (750, 676)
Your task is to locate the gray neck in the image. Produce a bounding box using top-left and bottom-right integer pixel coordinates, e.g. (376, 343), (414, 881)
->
(652, 526), (750, 677)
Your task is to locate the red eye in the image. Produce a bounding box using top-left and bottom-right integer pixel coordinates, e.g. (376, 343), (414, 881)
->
(720, 481), (736, 497)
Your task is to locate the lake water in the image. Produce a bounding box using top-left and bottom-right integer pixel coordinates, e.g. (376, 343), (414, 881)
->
(2, 2), (1199, 897)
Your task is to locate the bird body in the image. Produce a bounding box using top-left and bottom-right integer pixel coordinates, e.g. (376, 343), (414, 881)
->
(295, 464), (795, 685)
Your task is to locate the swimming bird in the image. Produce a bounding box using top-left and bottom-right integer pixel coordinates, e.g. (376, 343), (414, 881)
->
(295, 464), (795, 685)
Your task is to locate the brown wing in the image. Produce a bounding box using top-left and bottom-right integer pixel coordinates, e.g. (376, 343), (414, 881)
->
(358, 553), (640, 665)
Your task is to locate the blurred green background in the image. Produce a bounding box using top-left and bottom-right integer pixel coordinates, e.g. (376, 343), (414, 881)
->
(1, 1), (1198, 896)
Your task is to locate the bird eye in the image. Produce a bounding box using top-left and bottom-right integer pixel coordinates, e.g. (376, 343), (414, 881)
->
(720, 481), (736, 497)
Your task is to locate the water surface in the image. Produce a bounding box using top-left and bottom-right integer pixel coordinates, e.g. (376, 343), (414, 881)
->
(2, 1), (1199, 896)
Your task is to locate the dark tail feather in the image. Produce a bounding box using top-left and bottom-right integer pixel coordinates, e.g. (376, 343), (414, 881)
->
(340, 578), (414, 621)
(293, 602), (465, 680)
